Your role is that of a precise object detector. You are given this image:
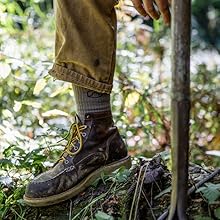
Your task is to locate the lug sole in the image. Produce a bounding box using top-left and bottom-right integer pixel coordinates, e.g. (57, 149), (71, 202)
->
(23, 156), (131, 207)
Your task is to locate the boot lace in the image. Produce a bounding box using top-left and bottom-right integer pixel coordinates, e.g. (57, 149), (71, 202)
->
(58, 121), (87, 162)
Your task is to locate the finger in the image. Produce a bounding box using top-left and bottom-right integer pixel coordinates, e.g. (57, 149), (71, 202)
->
(131, 0), (148, 17)
(155, 0), (171, 25)
(143, 0), (160, 20)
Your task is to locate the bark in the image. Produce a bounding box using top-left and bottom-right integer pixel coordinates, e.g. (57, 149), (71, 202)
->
(168, 0), (191, 219)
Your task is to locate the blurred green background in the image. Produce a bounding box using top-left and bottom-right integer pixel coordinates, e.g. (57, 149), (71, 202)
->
(0, 0), (220, 218)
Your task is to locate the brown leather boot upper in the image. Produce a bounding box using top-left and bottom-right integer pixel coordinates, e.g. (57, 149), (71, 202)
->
(25, 111), (128, 199)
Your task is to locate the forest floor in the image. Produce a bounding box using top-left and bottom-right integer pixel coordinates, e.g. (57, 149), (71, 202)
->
(2, 153), (220, 220)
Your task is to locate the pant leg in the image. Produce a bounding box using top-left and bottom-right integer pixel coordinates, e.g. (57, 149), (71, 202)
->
(49, 0), (118, 94)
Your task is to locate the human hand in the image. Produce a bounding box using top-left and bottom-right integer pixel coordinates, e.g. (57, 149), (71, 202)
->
(131, 0), (171, 25)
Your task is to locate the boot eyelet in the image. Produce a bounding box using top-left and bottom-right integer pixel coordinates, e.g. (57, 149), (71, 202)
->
(66, 165), (75, 172)
(74, 146), (78, 151)
(64, 160), (69, 164)
(82, 132), (87, 137)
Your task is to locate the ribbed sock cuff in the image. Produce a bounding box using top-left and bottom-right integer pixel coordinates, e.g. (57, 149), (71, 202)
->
(72, 84), (111, 122)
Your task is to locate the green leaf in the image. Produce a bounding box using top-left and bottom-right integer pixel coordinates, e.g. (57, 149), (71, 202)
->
(95, 211), (114, 220)
(154, 186), (172, 199)
(214, 207), (220, 219)
(0, 159), (13, 169)
(193, 216), (212, 220)
(115, 167), (130, 183)
(91, 177), (101, 188)
(3, 145), (15, 157)
(196, 182), (220, 203)
(153, 19), (161, 33)
(0, 190), (6, 204)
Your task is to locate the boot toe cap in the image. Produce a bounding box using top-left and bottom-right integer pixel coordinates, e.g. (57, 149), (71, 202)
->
(25, 178), (53, 199)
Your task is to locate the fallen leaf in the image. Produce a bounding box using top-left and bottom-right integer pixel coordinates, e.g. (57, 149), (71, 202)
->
(33, 78), (47, 95)
(0, 63), (11, 79)
(42, 109), (69, 118)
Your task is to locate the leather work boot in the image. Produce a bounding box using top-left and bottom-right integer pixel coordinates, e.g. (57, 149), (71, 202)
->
(24, 111), (131, 207)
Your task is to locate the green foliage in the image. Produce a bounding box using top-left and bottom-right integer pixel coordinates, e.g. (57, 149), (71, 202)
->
(92, 167), (130, 188)
(0, 0), (53, 32)
(192, 0), (220, 50)
(196, 182), (220, 203)
(95, 211), (114, 220)
(193, 216), (213, 220)
(214, 207), (220, 219)
(114, 167), (131, 183)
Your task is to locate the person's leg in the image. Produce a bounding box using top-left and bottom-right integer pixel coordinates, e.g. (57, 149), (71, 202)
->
(24, 0), (131, 207)
(73, 85), (111, 122)
(50, 0), (117, 94)
(50, 0), (117, 123)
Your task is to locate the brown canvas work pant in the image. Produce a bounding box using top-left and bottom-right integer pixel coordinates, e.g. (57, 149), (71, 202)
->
(49, 0), (118, 94)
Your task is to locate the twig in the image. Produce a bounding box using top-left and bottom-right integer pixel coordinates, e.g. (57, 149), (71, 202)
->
(69, 199), (73, 220)
(129, 163), (149, 220)
(151, 174), (162, 192)
(142, 189), (156, 220)
(90, 204), (94, 220)
(157, 168), (220, 220)
(150, 183), (153, 206)
(157, 209), (169, 220)
(187, 168), (220, 195)
(134, 165), (149, 219)
(10, 207), (27, 220)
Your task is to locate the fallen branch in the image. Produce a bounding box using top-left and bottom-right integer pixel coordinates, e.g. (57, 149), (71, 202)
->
(187, 168), (220, 195)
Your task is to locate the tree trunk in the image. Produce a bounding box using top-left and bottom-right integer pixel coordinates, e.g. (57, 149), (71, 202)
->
(168, 0), (191, 219)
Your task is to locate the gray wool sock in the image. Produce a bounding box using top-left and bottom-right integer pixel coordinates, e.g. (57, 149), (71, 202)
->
(72, 84), (111, 122)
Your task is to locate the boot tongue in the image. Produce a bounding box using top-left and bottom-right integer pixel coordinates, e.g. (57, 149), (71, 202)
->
(75, 114), (83, 125)
(61, 116), (82, 159)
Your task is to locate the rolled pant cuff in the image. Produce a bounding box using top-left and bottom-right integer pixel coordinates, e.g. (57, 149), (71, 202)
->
(49, 64), (113, 94)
